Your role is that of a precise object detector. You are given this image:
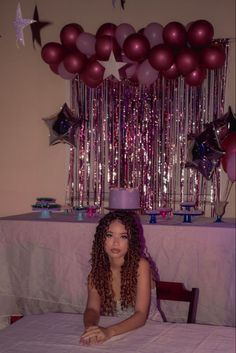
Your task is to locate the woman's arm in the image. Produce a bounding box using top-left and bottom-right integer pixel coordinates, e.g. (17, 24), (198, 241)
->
(106, 257), (151, 337)
(80, 258), (151, 344)
(83, 276), (101, 329)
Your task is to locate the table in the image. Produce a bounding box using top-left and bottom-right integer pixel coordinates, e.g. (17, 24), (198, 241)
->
(0, 313), (235, 353)
(0, 213), (235, 326)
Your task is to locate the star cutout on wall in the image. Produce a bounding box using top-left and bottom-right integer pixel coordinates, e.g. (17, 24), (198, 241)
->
(30, 5), (51, 48)
(13, 2), (36, 47)
(99, 51), (126, 81)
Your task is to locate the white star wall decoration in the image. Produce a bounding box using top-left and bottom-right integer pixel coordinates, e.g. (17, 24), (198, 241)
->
(13, 2), (36, 47)
(99, 51), (126, 81)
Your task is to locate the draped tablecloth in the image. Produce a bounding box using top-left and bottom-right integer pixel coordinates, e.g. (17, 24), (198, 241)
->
(0, 213), (235, 326)
(0, 313), (235, 353)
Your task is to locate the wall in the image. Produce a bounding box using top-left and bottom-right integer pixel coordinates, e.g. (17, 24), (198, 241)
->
(0, 0), (235, 217)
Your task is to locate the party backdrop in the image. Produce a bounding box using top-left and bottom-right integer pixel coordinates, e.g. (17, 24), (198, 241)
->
(64, 39), (229, 212)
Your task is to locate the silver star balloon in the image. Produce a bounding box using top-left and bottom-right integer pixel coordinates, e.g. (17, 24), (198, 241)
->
(99, 51), (126, 81)
(13, 2), (36, 47)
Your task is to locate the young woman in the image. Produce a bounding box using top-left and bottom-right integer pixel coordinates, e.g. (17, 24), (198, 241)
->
(80, 210), (159, 345)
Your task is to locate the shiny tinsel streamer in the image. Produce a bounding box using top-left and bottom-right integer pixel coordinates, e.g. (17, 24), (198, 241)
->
(68, 39), (229, 213)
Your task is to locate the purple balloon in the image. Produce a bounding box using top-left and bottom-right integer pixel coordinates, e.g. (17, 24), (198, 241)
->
(41, 42), (65, 65)
(162, 63), (180, 79)
(136, 59), (158, 86)
(76, 32), (96, 57)
(201, 44), (226, 69)
(60, 23), (83, 49)
(58, 62), (76, 80)
(95, 35), (121, 61)
(96, 23), (117, 38)
(184, 66), (206, 86)
(187, 20), (214, 48)
(144, 22), (164, 47)
(63, 51), (87, 74)
(115, 23), (136, 47)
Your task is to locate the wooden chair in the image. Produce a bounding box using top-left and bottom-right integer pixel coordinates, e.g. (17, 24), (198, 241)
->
(156, 281), (199, 323)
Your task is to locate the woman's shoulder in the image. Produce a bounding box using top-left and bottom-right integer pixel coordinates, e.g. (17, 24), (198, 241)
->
(138, 257), (151, 272)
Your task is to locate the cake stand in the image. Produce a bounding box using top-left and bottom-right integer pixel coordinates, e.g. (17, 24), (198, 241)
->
(173, 210), (203, 223)
(145, 210), (161, 224)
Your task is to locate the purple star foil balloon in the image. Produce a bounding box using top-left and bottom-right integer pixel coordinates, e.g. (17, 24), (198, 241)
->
(13, 2), (36, 46)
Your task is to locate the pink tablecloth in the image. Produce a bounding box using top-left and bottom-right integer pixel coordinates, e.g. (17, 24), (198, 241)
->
(0, 213), (235, 326)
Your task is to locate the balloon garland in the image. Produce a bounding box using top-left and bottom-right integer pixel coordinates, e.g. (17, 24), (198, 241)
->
(41, 20), (226, 88)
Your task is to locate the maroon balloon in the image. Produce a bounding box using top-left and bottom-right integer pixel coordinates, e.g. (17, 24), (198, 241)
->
(148, 44), (174, 71)
(60, 23), (83, 49)
(41, 42), (65, 65)
(221, 132), (236, 172)
(163, 22), (187, 48)
(162, 62), (180, 79)
(176, 47), (199, 75)
(49, 63), (59, 75)
(63, 51), (87, 74)
(81, 58), (104, 81)
(187, 20), (214, 48)
(185, 66), (206, 86)
(123, 33), (150, 61)
(95, 35), (121, 60)
(96, 23), (117, 38)
(201, 44), (226, 69)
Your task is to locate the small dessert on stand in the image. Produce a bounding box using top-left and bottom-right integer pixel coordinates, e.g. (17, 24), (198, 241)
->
(32, 197), (61, 218)
(145, 207), (172, 224)
(173, 201), (203, 223)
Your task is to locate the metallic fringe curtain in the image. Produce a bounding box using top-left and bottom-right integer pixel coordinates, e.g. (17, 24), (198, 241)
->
(66, 39), (229, 214)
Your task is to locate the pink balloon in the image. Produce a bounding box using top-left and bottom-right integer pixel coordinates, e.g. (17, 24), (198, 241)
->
(144, 22), (164, 47)
(58, 62), (76, 80)
(41, 42), (65, 65)
(136, 59), (158, 86)
(225, 151), (236, 181)
(96, 23), (117, 38)
(148, 44), (174, 71)
(115, 23), (136, 47)
(201, 44), (226, 69)
(163, 22), (187, 48)
(176, 47), (199, 75)
(187, 20), (214, 48)
(123, 33), (150, 61)
(95, 35), (121, 60)
(184, 66), (206, 86)
(60, 23), (83, 49)
(63, 51), (87, 74)
(162, 62), (180, 79)
(76, 32), (96, 57)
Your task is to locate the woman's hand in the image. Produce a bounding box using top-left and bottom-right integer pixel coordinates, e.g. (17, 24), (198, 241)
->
(80, 325), (112, 345)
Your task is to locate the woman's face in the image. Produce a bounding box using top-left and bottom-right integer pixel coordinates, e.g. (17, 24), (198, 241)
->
(104, 220), (129, 260)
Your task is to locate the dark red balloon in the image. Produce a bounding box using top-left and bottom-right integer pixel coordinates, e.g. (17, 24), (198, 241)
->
(185, 66), (206, 86)
(201, 44), (226, 69)
(96, 23), (117, 38)
(81, 58), (104, 81)
(60, 23), (83, 49)
(148, 44), (174, 71)
(221, 132), (236, 171)
(63, 51), (87, 74)
(123, 33), (150, 61)
(162, 62), (180, 79)
(176, 47), (199, 75)
(95, 35), (121, 60)
(41, 42), (65, 65)
(49, 63), (59, 75)
(187, 20), (214, 48)
(163, 22), (187, 48)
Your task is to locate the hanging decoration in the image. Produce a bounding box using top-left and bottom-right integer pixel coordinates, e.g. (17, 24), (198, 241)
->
(66, 39), (228, 211)
(43, 103), (80, 147)
(13, 2), (36, 47)
(41, 19), (227, 88)
(30, 5), (51, 48)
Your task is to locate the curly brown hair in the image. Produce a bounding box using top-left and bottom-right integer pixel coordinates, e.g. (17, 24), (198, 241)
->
(89, 210), (145, 316)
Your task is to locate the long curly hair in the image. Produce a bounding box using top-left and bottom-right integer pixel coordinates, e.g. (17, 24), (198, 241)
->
(89, 210), (144, 316)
